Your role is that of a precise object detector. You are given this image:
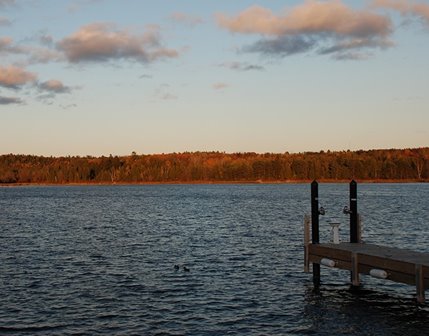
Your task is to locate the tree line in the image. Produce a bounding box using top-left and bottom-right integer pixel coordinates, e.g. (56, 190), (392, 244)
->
(0, 148), (428, 184)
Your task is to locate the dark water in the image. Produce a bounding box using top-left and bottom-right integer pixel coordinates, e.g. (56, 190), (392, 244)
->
(0, 183), (428, 335)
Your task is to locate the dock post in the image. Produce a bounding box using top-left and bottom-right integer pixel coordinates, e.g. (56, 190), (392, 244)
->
(357, 214), (362, 243)
(416, 264), (425, 303)
(351, 252), (360, 287)
(304, 214), (310, 273)
(311, 180), (320, 287)
(350, 180), (358, 243)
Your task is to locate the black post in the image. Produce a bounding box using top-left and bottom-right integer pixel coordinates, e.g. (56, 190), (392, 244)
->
(311, 180), (320, 287)
(350, 180), (358, 243)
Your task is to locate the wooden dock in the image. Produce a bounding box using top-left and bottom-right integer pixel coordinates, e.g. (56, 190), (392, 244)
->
(304, 180), (429, 303)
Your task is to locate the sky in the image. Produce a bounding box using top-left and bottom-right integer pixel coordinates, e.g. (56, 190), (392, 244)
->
(0, 0), (428, 156)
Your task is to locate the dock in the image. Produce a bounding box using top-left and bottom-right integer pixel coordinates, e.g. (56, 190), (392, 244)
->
(304, 180), (429, 303)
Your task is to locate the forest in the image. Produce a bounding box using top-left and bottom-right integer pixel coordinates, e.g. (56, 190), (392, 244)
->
(0, 147), (428, 184)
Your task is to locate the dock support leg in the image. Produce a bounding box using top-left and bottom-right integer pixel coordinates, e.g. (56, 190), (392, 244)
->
(304, 215), (310, 273)
(416, 264), (425, 303)
(311, 181), (320, 288)
(357, 214), (362, 243)
(313, 264), (320, 288)
(351, 252), (360, 287)
(350, 180), (358, 244)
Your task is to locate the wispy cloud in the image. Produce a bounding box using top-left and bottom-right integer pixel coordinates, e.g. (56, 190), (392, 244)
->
(57, 23), (179, 63)
(169, 12), (204, 27)
(0, 0), (15, 8)
(373, 0), (429, 25)
(60, 103), (77, 110)
(38, 33), (54, 46)
(332, 51), (374, 61)
(213, 82), (228, 90)
(0, 95), (23, 105)
(219, 61), (265, 71)
(0, 36), (63, 64)
(216, 1), (394, 60)
(0, 36), (20, 53)
(159, 92), (177, 100)
(68, 0), (105, 13)
(154, 84), (178, 101)
(0, 65), (37, 89)
(243, 36), (316, 57)
(38, 79), (73, 94)
(0, 16), (11, 26)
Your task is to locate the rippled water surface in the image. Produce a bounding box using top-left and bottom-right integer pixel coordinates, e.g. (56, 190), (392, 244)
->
(1, 183), (428, 335)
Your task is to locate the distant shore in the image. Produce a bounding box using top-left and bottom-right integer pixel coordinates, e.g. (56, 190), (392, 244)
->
(1, 179), (428, 187)
(2, 148), (428, 185)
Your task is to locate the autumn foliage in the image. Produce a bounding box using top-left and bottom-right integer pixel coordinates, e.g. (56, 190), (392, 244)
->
(0, 148), (428, 184)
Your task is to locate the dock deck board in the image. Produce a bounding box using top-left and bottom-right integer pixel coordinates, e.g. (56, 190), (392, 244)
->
(308, 243), (429, 296)
(314, 243), (429, 267)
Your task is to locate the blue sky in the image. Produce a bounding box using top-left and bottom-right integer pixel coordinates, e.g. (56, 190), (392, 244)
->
(0, 0), (428, 156)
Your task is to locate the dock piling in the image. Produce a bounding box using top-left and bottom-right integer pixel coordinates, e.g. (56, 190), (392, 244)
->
(350, 180), (358, 244)
(304, 214), (310, 273)
(311, 180), (321, 287)
(416, 264), (425, 303)
(351, 252), (360, 287)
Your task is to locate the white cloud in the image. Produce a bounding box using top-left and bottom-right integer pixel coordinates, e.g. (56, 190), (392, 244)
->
(0, 65), (37, 89)
(57, 23), (179, 63)
(38, 79), (72, 94)
(216, 1), (394, 60)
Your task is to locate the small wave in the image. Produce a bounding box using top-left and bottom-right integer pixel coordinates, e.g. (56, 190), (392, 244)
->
(0, 324), (66, 333)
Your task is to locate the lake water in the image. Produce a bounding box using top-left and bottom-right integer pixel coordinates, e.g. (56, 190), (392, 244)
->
(1, 183), (428, 335)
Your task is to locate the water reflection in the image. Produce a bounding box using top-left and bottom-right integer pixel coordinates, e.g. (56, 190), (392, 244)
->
(303, 284), (429, 335)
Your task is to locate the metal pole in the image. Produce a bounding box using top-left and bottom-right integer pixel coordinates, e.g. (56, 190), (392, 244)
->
(350, 180), (358, 243)
(304, 215), (310, 273)
(311, 181), (320, 244)
(311, 180), (320, 287)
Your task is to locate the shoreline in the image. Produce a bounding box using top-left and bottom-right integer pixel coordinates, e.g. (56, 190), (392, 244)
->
(1, 179), (428, 187)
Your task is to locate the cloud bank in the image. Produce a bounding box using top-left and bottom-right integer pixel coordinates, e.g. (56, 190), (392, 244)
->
(57, 23), (179, 63)
(216, 0), (394, 60)
(0, 20), (180, 106)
